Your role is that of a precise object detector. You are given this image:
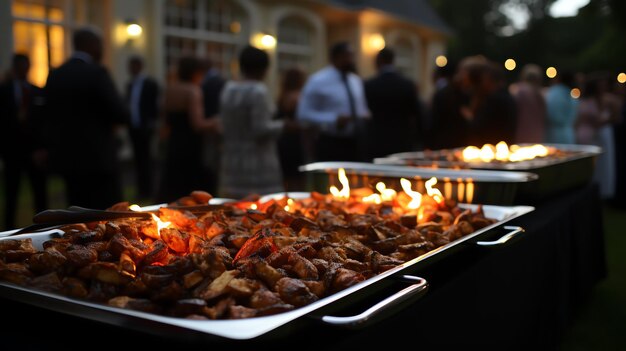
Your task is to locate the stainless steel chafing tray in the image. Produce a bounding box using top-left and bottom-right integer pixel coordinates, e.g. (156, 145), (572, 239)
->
(0, 201), (533, 341)
(375, 144), (601, 203)
(299, 161), (538, 206)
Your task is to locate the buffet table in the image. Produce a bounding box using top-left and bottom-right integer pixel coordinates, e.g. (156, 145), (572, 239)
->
(0, 184), (605, 349)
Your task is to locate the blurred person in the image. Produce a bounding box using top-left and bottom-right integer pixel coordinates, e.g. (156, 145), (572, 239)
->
(45, 27), (128, 209)
(511, 64), (546, 143)
(423, 63), (455, 149)
(433, 62), (454, 91)
(0, 54), (48, 229)
(611, 81), (626, 206)
(545, 71), (578, 144)
(157, 56), (219, 202)
(219, 46), (287, 198)
(429, 56), (486, 149)
(276, 67), (306, 191)
(576, 74), (620, 200)
(297, 42), (370, 161)
(465, 60), (517, 145)
(125, 55), (160, 200)
(200, 58), (226, 194)
(364, 48), (420, 158)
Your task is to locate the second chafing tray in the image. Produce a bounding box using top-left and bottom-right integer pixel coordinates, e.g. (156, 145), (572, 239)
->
(299, 162), (538, 206)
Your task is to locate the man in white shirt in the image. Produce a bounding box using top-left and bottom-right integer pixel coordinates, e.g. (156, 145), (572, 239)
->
(297, 42), (370, 161)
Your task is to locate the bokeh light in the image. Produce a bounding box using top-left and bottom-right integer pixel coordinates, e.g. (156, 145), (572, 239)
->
(126, 23), (142, 38)
(570, 88), (581, 99)
(617, 72), (626, 84)
(368, 33), (386, 52)
(435, 55), (448, 67)
(504, 58), (516, 71)
(546, 66), (557, 78)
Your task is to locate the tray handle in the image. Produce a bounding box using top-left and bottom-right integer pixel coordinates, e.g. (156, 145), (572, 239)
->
(319, 275), (428, 328)
(476, 225), (525, 247)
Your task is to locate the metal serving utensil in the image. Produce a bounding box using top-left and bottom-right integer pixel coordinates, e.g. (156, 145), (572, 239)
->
(3, 202), (235, 237)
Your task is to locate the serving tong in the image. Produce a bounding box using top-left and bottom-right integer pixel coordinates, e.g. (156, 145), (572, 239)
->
(1, 203), (233, 237)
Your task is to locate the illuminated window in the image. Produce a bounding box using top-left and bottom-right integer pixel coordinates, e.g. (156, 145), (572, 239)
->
(12, 0), (67, 87)
(163, 0), (249, 79)
(277, 16), (313, 74)
(11, 0), (106, 87)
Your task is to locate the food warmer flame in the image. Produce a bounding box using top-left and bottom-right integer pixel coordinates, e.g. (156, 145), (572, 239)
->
(130, 204), (172, 237)
(425, 177), (444, 204)
(329, 168), (351, 200)
(328, 168), (451, 209)
(399, 178), (423, 209)
(462, 141), (551, 163)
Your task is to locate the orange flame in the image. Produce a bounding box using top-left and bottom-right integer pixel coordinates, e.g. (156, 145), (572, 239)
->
(150, 213), (171, 236)
(330, 168), (350, 200)
(375, 182), (397, 202)
(400, 178), (422, 209)
(425, 177), (444, 204)
(362, 193), (382, 204)
(462, 141), (552, 162)
(466, 178), (474, 204)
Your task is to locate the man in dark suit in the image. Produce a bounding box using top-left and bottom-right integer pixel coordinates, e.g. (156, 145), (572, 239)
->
(0, 54), (48, 229)
(125, 56), (159, 200)
(44, 27), (129, 209)
(199, 58), (225, 194)
(365, 48), (421, 159)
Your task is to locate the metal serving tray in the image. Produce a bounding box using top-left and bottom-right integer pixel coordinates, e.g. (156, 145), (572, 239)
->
(375, 144), (601, 203)
(299, 161), (538, 206)
(0, 201), (533, 341)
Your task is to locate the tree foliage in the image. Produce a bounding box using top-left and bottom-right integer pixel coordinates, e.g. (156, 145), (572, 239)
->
(429, 0), (625, 73)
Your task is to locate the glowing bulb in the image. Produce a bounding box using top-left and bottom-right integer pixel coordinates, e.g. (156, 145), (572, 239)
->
(435, 55), (448, 68)
(253, 33), (276, 50)
(504, 58), (516, 71)
(368, 33), (386, 51)
(618, 73), (626, 84)
(126, 23), (142, 38)
(546, 66), (557, 79)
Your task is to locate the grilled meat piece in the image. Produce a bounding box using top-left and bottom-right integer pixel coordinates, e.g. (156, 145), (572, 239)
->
(275, 277), (318, 307)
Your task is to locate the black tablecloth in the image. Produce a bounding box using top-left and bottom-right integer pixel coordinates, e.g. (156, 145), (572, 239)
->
(0, 184), (606, 350)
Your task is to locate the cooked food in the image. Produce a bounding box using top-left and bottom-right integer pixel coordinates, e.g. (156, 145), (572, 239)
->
(0, 183), (495, 320)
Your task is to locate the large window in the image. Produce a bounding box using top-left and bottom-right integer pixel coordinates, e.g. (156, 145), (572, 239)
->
(11, 0), (102, 87)
(277, 15), (313, 74)
(163, 0), (249, 80)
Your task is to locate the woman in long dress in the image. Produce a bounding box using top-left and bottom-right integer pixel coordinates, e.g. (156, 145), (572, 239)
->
(218, 46), (287, 199)
(157, 57), (219, 202)
(576, 75), (621, 200)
